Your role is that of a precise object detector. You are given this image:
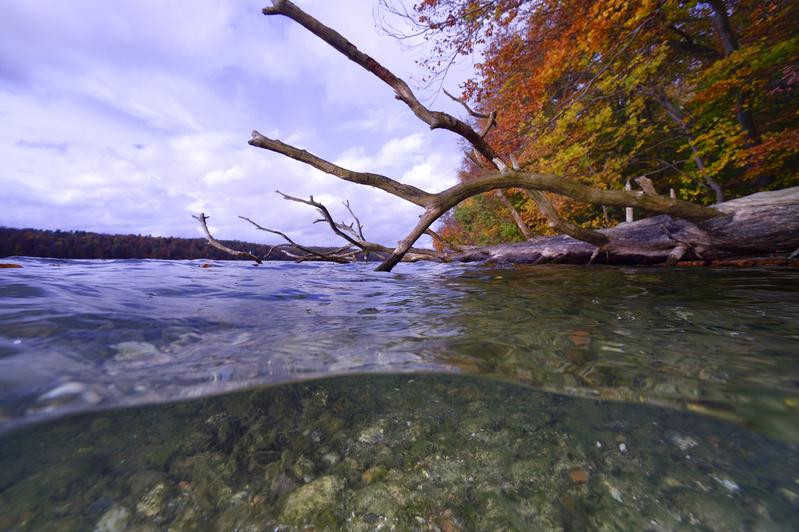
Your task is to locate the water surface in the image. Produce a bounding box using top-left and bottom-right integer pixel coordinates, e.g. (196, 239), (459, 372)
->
(1, 258), (798, 530)
(1, 258), (797, 438)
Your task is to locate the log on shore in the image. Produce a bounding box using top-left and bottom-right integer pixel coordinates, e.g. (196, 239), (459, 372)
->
(451, 188), (799, 265)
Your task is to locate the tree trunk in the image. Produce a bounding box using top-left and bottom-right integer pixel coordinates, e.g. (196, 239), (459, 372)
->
(451, 188), (799, 265)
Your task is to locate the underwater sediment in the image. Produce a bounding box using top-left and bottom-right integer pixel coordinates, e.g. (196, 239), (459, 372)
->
(1, 374), (798, 531)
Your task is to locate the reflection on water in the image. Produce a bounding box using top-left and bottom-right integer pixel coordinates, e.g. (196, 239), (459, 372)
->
(0, 259), (797, 440)
(1, 375), (797, 530)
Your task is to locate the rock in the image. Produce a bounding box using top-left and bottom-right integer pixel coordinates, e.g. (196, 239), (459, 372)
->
(113, 341), (162, 362)
(292, 455), (314, 482)
(603, 480), (623, 503)
(321, 451), (340, 468)
(361, 466), (388, 485)
(357, 424), (385, 445)
(711, 475), (740, 493)
(0, 263), (22, 268)
(127, 471), (167, 497)
(136, 482), (167, 518)
(568, 467), (590, 484)
(670, 434), (698, 451)
(94, 505), (130, 532)
(270, 472), (297, 499)
(279, 476), (343, 524)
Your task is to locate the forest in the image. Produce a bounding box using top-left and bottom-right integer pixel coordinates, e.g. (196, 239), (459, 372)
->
(0, 227), (317, 261)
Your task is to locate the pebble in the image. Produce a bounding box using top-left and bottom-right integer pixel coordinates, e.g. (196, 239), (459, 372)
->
(712, 475), (740, 493)
(568, 467), (590, 484)
(618, 443), (627, 453)
(38, 382), (86, 401)
(94, 505), (130, 532)
(113, 341), (159, 361)
(671, 435), (698, 451)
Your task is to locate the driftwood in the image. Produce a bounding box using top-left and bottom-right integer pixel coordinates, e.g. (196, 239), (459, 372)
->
(194, 1), (799, 271)
(453, 188), (799, 265)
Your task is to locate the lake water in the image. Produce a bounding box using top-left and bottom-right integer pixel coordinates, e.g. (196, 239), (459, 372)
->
(0, 258), (798, 529)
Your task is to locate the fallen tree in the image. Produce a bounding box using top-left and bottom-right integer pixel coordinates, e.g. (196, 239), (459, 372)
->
(196, 0), (799, 271)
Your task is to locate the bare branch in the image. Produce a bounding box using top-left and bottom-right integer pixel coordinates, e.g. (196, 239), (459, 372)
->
(238, 214), (352, 263)
(343, 199), (366, 240)
(249, 132), (434, 208)
(443, 88), (490, 119)
(496, 190), (533, 240)
(376, 208), (445, 271)
(270, 191), (444, 265)
(192, 213), (262, 264)
(635, 176), (658, 195)
(448, 171), (720, 221)
(262, 0), (503, 165)
(425, 228), (463, 252)
(508, 154), (607, 246)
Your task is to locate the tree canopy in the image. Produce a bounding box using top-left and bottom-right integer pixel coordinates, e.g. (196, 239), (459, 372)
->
(400, 0), (799, 247)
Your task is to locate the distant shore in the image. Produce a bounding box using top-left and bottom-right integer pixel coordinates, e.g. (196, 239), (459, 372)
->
(0, 226), (349, 261)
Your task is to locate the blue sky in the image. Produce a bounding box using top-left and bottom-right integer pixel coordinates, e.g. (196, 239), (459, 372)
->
(0, 1), (474, 247)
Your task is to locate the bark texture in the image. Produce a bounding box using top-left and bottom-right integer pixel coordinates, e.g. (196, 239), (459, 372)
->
(452, 188), (799, 265)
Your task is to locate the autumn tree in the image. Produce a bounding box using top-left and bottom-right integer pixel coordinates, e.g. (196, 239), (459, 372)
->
(399, 0), (799, 245)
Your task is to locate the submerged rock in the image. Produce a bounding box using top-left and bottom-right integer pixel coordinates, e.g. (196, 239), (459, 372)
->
(94, 505), (130, 532)
(279, 475), (343, 524)
(136, 482), (167, 518)
(113, 341), (159, 361)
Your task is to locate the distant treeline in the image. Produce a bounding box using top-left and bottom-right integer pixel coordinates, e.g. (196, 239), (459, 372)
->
(0, 226), (323, 261)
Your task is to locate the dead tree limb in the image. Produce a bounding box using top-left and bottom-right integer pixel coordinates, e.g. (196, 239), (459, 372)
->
(192, 213), (262, 264)
(191, 191), (445, 265)
(238, 214), (355, 263)
(256, 1), (715, 269)
(239, 1), (733, 271)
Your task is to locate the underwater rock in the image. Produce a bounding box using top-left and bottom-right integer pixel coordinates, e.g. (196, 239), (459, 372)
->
(351, 482), (406, 529)
(94, 504), (130, 532)
(357, 423), (385, 445)
(270, 472), (297, 499)
(568, 467), (590, 484)
(127, 471), (167, 498)
(36, 382), (101, 406)
(113, 341), (159, 361)
(321, 451), (340, 468)
(361, 466), (388, 485)
(279, 475), (343, 524)
(136, 482), (167, 518)
(670, 434), (699, 451)
(291, 455), (315, 482)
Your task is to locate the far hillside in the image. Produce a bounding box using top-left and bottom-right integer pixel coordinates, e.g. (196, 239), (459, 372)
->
(0, 227), (340, 261)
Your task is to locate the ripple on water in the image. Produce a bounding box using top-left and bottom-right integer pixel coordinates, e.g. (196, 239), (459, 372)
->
(0, 258), (797, 442)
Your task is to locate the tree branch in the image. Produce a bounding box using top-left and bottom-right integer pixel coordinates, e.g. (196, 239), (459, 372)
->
(252, 0), (723, 271)
(249, 131), (434, 208)
(443, 87), (490, 119)
(238, 214), (353, 263)
(192, 213), (263, 263)
(262, 0), (503, 166)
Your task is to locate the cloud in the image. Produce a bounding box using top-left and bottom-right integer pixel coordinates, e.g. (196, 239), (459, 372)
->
(0, 0), (474, 250)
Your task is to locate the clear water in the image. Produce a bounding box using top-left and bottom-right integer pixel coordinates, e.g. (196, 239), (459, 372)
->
(0, 258), (798, 530)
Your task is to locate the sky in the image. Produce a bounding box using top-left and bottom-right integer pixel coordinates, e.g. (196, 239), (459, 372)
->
(0, 1), (474, 248)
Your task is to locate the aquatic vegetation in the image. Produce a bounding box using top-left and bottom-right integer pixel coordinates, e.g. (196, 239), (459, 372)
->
(1, 374), (797, 530)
